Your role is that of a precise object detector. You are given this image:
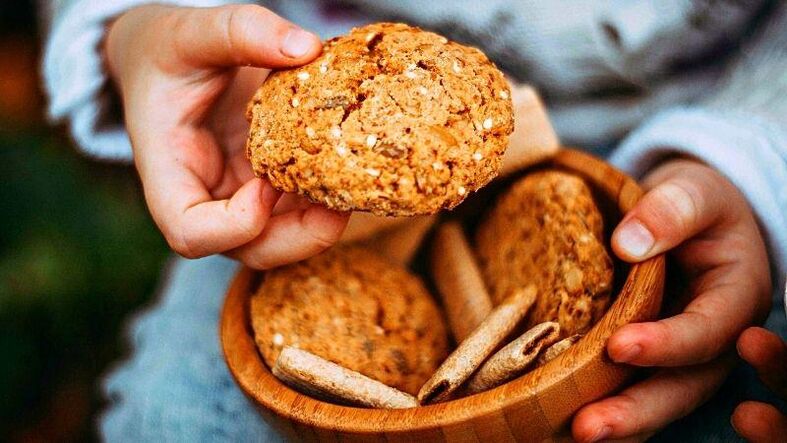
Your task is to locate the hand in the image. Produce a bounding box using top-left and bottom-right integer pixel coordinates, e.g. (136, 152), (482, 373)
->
(732, 326), (787, 442)
(572, 158), (772, 442)
(104, 5), (348, 269)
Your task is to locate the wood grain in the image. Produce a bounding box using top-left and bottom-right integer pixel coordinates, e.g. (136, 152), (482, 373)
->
(221, 149), (665, 442)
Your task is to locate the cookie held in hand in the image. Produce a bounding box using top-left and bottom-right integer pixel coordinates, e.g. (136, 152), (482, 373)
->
(250, 245), (449, 395)
(246, 23), (514, 216)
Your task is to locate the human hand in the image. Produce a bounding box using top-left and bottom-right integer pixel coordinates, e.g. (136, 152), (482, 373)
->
(572, 158), (772, 441)
(104, 4), (349, 269)
(732, 326), (787, 442)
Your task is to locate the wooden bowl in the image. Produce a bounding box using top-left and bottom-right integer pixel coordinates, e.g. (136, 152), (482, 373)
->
(221, 149), (665, 442)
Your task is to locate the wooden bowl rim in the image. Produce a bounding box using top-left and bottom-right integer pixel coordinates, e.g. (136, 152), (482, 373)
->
(221, 148), (665, 433)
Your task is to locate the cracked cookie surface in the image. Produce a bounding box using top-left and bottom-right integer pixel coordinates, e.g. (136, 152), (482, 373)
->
(246, 22), (514, 216)
(250, 245), (449, 395)
(475, 171), (614, 337)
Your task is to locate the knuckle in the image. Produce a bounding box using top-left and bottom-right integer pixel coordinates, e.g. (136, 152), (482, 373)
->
(221, 6), (243, 63)
(651, 322), (679, 352)
(308, 228), (341, 250)
(647, 181), (700, 234)
(168, 10), (193, 63)
(223, 5), (282, 58)
(677, 310), (721, 362)
(230, 206), (264, 242)
(241, 254), (267, 270)
(166, 227), (201, 259)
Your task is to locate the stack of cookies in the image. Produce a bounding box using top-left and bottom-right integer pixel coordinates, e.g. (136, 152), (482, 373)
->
(245, 23), (613, 409)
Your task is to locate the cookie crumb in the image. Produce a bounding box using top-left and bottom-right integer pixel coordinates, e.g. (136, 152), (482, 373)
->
(291, 98), (300, 107)
(432, 161), (444, 171)
(319, 63), (328, 74)
(365, 168), (381, 177)
(457, 186), (467, 196)
(483, 118), (493, 130)
(305, 127), (316, 138)
(272, 333), (285, 347)
(335, 143), (348, 157)
(472, 151), (483, 161)
(297, 71), (310, 81)
(452, 60), (462, 73)
(499, 90), (509, 99)
(366, 134), (378, 147)
(330, 126), (342, 139)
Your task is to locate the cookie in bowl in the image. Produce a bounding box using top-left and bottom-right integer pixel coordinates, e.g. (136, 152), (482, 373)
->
(246, 22), (514, 216)
(250, 245), (449, 396)
(476, 170), (614, 337)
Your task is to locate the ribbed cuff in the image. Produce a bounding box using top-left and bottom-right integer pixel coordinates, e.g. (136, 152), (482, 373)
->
(610, 107), (787, 307)
(42, 0), (240, 161)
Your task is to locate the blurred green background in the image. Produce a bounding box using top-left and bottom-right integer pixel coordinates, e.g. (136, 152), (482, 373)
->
(0, 2), (169, 441)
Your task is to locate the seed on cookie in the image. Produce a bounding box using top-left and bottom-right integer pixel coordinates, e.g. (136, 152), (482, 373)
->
(297, 71), (310, 81)
(473, 151), (483, 161)
(330, 126), (342, 139)
(272, 333), (285, 347)
(365, 31), (379, 43)
(365, 168), (381, 177)
(305, 127), (316, 138)
(366, 134), (378, 147)
(499, 90), (509, 99)
(483, 118), (494, 130)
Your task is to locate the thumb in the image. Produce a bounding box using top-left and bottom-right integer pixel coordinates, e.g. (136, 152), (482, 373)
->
(612, 162), (730, 262)
(171, 4), (322, 69)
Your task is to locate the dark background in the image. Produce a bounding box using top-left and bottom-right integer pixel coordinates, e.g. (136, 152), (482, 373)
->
(0, 2), (169, 441)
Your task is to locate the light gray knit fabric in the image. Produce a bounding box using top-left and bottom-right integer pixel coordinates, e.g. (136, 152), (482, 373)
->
(40, 0), (787, 441)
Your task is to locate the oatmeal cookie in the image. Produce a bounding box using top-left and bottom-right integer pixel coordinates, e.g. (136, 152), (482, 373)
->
(246, 22), (514, 216)
(475, 170), (614, 337)
(250, 245), (449, 395)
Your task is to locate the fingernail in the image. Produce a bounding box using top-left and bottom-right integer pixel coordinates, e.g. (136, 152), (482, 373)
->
(613, 343), (641, 363)
(616, 220), (654, 258)
(281, 28), (317, 58)
(588, 425), (612, 443)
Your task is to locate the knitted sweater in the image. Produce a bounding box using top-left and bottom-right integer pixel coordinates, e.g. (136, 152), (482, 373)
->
(40, 1), (787, 441)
